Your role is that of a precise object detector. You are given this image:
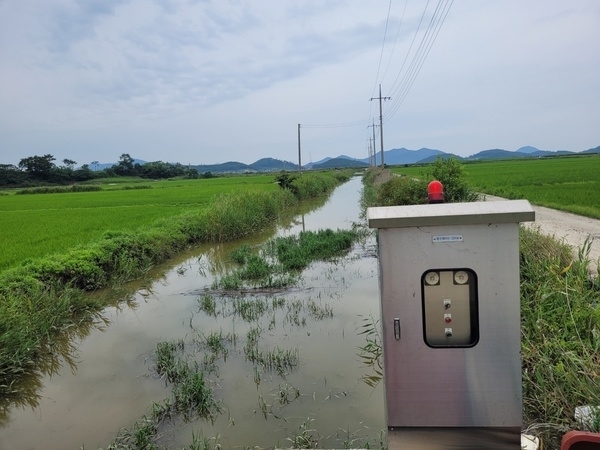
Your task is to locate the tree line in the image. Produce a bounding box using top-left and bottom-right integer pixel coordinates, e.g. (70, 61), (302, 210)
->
(0, 153), (210, 188)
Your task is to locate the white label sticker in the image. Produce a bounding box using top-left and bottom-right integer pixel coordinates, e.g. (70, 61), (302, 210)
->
(432, 235), (463, 243)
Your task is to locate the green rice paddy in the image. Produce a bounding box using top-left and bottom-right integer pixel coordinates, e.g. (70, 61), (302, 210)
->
(0, 175), (278, 271)
(391, 155), (600, 219)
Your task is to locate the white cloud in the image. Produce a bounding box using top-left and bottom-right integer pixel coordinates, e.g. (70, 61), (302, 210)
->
(0, 0), (599, 165)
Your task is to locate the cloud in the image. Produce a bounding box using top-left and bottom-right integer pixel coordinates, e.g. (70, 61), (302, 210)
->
(0, 0), (598, 165)
(46, 0), (128, 53)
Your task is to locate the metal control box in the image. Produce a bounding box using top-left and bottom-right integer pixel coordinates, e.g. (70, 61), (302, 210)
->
(368, 200), (534, 448)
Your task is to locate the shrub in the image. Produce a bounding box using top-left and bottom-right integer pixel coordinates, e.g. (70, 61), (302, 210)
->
(375, 176), (429, 206)
(424, 157), (479, 203)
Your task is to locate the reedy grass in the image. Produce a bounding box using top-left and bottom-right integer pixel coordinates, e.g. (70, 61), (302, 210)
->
(99, 312), (251, 450)
(356, 315), (384, 389)
(520, 228), (600, 446)
(286, 417), (320, 449)
(100, 337), (222, 450)
(0, 283), (104, 401)
(211, 228), (360, 292)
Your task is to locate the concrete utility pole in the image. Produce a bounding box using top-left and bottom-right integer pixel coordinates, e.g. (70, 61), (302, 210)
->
(371, 84), (390, 167)
(368, 120), (378, 166)
(297, 123), (302, 173)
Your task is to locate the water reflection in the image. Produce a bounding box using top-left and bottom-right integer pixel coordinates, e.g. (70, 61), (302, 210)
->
(0, 309), (108, 427)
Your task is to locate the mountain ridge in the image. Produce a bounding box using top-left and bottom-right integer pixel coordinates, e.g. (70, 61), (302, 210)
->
(91, 145), (600, 173)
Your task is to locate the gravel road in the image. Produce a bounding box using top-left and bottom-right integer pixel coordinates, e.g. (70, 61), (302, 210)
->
(483, 195), (600, 278)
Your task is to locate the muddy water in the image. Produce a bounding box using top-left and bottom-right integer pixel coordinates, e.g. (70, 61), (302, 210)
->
(0, 176), (385, 449)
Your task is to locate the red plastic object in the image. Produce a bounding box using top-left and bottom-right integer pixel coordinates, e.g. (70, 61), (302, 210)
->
(561, 431), (600, 449)
(427, 180), (444, 204)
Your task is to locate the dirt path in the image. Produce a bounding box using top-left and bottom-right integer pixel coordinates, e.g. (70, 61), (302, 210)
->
(483, 195), (600, 278)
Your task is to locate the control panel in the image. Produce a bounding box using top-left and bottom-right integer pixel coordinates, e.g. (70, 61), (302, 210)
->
(421, 268), (479, 347)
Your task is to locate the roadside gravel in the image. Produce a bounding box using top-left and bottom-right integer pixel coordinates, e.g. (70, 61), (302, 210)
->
(482, 195), (600, 278)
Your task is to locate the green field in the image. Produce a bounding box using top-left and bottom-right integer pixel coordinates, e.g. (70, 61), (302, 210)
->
(392, 155), (600, 219)
(0, 175), (278, 271)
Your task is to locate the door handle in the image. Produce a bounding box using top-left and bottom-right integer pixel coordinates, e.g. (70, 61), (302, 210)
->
(394, 318), (401, 340)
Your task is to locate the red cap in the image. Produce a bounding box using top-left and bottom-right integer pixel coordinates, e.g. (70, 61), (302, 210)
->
(428, 180), (444, 203)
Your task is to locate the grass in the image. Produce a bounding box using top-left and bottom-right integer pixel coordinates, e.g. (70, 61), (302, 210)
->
(211, 228), (361, 292)
(520, 228), (600, 446)
(99, 336), (223, 450)
(286, 418), (320, 449)
(391, 155), (600, 219)
(356, 315), (384, 389)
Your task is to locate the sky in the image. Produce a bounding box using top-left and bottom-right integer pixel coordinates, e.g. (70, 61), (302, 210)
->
(1, 0), (599, 167)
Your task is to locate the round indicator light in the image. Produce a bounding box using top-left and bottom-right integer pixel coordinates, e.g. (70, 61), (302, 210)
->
(427, 180), (444, 204)
(425, 271), (440, 285)
(454, 271), (469, 284)
(445, 316), (452, 323)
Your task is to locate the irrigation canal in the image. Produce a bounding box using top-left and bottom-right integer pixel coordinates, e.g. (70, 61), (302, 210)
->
(0, 176), (386, 449)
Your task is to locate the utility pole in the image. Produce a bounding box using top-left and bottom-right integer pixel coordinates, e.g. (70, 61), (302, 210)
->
(297, 123), (302, 173)
(368, 120), (378, 166)
(371, 84), (390, 167)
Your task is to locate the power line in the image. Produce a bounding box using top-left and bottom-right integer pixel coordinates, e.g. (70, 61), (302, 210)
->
(370, 0), (394, 101)
(380, 0), (409, 87)
(385, 0), (454, 122)
(301, 119), (371, 129)
(386, 0), (432, 97)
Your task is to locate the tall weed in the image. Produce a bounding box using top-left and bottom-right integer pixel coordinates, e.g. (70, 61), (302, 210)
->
(520, 228), (600, 446)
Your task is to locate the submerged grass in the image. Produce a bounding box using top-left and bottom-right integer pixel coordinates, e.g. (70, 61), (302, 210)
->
(100, 336), (222, 450)
(102, 284), (338, 449)
(211, 228), (360, 292)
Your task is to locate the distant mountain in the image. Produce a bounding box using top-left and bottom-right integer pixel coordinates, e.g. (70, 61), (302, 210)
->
(193, 158), (297, 173)
(529, 150), (574, 157)
(307, 154), (368, 169)
(85, 144), (598, 175)
(468, 148), (575, 160)
(516, 146), (539, 154)
(467, 149), (527, 160)
(516, 146), (573, 157)
(249, 158), (298, 171)
(193, 161), (250, 173)
(362, 147), (445, 165)
(417, 153), (464, 164)
(582, 145), (600, 154)
(311, 158), (368, 170)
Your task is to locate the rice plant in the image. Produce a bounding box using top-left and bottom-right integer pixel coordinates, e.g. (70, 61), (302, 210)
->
(356, 315), (383, 389)
(286, 418), (320, 449)
(197, 294), (217, 317)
